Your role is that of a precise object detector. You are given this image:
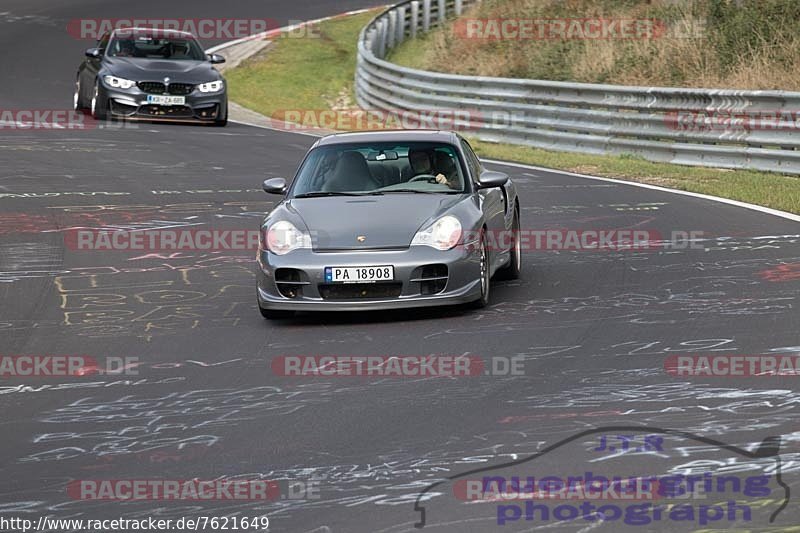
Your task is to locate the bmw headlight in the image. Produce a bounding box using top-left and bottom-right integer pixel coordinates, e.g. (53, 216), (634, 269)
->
(263, 221), (312, 255)
(197, 80), (224, 93)
(103, 75), (136, 89)
(411, 215), (462, 250)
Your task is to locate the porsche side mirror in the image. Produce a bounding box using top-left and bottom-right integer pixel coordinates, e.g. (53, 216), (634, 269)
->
(85, 47), (102, 58)
(208, 53), (226, 64)
(477, 170), (508, 189)
(263, 178), (287, 195)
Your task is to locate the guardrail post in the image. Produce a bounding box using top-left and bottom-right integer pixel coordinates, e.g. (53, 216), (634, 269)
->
(422, 0), (431, 31)
(396, 6), (406, 44)
(387, 11), (397, 49)
(377, 19), (387, 58)
(455, 0), (463, 15)
(366, 28), (378, 56)
(438, 0), (446, 24)
(410, 1), (420, 39)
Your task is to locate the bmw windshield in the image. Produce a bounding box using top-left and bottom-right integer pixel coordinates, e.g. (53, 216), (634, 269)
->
(107, 30), (206, 60)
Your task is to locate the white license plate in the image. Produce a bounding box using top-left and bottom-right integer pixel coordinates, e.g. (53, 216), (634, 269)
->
(325, 266), (394, 283)
(146, 95), (186, 105)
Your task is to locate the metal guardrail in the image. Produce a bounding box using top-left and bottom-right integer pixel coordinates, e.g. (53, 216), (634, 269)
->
(355, 0), (800, 174)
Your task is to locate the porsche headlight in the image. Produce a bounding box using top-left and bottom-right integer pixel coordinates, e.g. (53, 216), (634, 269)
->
(264, 221), (312, 255)
(197, 80), (224, 93)
(103, 75), (136, 89)
(411, 215), (462, 250)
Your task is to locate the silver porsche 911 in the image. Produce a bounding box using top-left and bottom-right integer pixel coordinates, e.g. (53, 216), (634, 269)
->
(256, 130), (521, 318)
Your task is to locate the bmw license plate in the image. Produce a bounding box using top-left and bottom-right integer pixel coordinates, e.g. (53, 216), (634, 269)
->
(325, 266), (394, 283)
(146, 95), (185, 105)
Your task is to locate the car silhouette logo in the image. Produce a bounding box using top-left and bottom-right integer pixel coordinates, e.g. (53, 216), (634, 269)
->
(412, 425), (789, 528)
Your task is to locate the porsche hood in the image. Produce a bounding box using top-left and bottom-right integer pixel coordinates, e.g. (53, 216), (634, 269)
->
(287, 195), (463, 250)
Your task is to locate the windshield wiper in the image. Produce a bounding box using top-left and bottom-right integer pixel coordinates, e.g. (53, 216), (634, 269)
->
(375, 189), (437, 194)
(376, 189), (461, 194)
(294, 191), (368, 198)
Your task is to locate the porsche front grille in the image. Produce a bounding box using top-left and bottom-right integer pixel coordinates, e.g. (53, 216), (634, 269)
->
(319, 283), (402, 300)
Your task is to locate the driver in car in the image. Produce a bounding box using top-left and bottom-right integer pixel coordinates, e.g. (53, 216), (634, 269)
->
(408, 149), (457, 189)
(114, 39), (137, 57)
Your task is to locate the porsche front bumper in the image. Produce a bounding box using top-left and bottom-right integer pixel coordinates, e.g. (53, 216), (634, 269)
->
(256, 244), (483, 312)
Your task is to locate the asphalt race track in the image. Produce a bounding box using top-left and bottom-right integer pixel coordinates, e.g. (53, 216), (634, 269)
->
(1, 1), (800, 532)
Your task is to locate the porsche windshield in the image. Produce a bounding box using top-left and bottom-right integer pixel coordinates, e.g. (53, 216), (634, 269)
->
(108, 31), (206, 60)
(291, 142), (467, 197)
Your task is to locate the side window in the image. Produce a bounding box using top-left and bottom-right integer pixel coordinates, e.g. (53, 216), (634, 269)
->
(460, 140), (482, 182)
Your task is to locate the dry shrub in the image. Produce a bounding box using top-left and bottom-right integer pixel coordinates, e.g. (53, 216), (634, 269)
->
(398, 0), (800, 89)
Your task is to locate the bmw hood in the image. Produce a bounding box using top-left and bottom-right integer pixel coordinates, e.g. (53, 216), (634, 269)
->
(288, 195), (463, 250)
(104, 58), (221, 83)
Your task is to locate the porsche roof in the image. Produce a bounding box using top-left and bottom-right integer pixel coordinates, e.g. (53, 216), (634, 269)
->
(315, 130), (461, 147)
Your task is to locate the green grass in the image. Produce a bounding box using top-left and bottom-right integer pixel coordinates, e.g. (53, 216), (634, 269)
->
(388, 31), (431, 72)
(226, 10), (379, 119)
(226, 8), (800, 215)
(468, 140), (800, 214)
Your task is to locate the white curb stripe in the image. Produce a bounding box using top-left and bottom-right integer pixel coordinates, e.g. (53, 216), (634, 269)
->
(206, 8), (378, 54)
(482, 159), (800, 223)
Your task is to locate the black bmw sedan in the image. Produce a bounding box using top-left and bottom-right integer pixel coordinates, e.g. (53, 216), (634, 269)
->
(74, 27), (228, 126)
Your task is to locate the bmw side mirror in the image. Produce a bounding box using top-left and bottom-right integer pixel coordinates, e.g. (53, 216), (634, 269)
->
(477, 170), (508, 189)
(85, 47), (102, 58)
(263, 178), (287, 195)
(208, 53), (226, 64)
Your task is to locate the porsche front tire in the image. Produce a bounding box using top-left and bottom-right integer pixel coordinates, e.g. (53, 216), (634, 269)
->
(469, 232), (491, 309)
